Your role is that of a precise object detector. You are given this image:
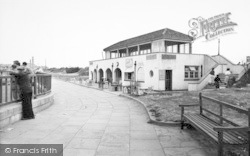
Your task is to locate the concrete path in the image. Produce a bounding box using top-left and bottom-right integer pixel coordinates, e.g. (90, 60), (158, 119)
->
(0, 79), (216, 156)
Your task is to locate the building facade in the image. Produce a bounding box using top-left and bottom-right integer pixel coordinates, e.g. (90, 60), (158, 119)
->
(89, 28), (244, 91)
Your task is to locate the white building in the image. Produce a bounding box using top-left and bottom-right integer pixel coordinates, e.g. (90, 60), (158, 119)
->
(89, 28), (244, 91)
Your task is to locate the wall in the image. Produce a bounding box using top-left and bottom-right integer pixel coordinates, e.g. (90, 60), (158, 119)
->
(89, 53), (208, 91)
(0, 93), (54, 128)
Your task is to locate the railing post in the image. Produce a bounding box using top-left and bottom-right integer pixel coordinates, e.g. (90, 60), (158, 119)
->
(10, 77), (13, 102)
(220, 104), (223, 125)
(248, 108), (250, 156)
(34, 75), (37, 99)
(5, 78), (8, 103)
(0, 78), (2, 103)
(199, 92), (203, 114)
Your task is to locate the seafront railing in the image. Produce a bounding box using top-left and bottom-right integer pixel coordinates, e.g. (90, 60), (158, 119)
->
(0, 74), (52, 105)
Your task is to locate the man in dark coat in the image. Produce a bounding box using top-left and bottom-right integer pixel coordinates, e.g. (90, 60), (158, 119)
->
(10, 66), (35, 120)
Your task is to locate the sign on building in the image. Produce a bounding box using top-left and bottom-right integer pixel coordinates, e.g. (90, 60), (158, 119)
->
(188, 12), (237, 41)
(125, 58), (133, 69)
(159, 70), (165, 80)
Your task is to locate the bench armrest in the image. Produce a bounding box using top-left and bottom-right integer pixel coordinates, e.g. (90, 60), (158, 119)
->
(213, 126), (250, 132)
(179, 104), (199, 107)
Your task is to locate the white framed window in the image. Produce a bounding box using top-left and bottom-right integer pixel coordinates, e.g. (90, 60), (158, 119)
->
(185, 66), (199, 79)
(125, 72), (134, 80)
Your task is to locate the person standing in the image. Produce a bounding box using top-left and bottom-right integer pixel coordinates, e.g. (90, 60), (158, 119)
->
(224, 68), (231, 87)
(209, 68), (215, 85)
(10, 66), (35, 120)
(214, 75), (222, 89)
(22, 62), (33, 74)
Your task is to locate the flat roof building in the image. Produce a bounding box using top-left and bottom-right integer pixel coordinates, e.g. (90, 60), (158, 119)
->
(89, 27), (244, 91)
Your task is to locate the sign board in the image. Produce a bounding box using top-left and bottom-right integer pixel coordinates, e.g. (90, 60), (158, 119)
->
(159, 70), (165, 80)
(125, 58), (133, 69)
(247, 56), (250, 63)
(188, 12), (237, 41)
(162, 54), (176, 60)
(146, 54), (157, 60)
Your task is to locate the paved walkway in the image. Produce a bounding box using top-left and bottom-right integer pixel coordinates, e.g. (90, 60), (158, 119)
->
(0, 79), (216, 156)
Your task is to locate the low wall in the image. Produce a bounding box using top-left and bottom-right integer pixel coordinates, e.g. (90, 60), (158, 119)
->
(0, 93), (54, 129)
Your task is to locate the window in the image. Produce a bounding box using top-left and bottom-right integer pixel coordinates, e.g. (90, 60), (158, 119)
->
(184, 66), (199, 79)
(125, 72), (134, 80)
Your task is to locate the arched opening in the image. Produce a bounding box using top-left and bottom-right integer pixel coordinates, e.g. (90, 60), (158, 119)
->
(106, 68), (112, 83)
(94, 69), (97, 83)
(98, 69), (104, 82)
(114, 68), (122, 84)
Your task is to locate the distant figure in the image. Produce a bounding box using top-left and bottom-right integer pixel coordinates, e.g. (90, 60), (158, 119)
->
(10, 66), (35, 120)
(209, 68), (215, 85)
(224, 68), (231, 87)
(22, 62), (33, 74)
(214, 75), (222, 89)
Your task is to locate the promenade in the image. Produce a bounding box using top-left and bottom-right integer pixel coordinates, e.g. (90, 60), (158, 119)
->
(0, 79), (216, 156)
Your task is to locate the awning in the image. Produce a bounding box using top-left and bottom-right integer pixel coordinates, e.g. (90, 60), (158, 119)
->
(125, 68), (134, 73)
(189, 67), (196, 71)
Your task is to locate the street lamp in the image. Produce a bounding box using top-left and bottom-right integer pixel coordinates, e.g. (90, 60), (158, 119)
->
(111, 63), (114, 84)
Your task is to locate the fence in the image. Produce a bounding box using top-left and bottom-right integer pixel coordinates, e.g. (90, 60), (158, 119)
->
(0, 74), (52, 105)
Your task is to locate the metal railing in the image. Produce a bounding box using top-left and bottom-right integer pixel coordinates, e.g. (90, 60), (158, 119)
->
(0, 74), (52, 105)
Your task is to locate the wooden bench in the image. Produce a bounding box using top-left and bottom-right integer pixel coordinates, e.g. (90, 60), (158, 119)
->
(179, 92), (250, 156)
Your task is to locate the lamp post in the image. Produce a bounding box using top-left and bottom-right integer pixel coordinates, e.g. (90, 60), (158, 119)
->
(111, 63), (114, 84)
(96, 65), (98, 83)
(218, 38), (220, 55)
(134, 61), (137, 95)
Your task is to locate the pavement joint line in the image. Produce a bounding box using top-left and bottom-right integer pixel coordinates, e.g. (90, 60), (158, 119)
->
(55, 78), (181, 127)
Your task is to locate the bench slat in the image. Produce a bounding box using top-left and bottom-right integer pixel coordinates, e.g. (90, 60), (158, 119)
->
(190, 114), (247, 145)
(185, 114), (234, 144)
(184, 114), (247, 145)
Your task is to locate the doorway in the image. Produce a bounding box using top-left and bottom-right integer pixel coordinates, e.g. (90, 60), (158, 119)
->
(165, 70), (172, 91)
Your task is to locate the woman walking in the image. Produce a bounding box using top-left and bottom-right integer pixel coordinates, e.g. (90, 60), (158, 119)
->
(10, 66), (34, 120)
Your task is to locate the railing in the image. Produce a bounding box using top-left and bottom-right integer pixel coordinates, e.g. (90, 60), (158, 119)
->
(0, 74), (52, 105)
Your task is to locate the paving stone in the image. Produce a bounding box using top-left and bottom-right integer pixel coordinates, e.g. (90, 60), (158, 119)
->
(75, 129), (105, 139)
(130, 149), (165, 156)
(66, 138), (101, 149)
(63, 149), (95, 156)
(130, 140), (162, 150)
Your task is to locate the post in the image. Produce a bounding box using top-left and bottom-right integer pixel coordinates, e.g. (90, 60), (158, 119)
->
(0, 78), (2, 103)
(10, 77), (13, 102)
(218, 131), (223, 156)
(199, 92), (203, 114)
(218, 38), (220, 55)
(34, 76), (37, 99)
(5, 78), (8, 103)
(248, 108), (250, 156)
(189, 43), (192, 54)
(181, 106), (184, 129)
(220, 104), (223, 125)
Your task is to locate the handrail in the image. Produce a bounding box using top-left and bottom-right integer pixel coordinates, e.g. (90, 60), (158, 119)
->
(0, 74), (52, 105)
(202, 95), (248, 115)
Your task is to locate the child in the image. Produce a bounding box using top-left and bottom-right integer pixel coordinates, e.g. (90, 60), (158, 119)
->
(214, 75), (222, 89)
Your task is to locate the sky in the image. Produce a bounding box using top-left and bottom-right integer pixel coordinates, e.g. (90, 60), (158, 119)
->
(0, 0), (250, 68)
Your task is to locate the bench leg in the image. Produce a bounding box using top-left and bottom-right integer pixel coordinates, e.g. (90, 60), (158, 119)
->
(218, 132), (223, 156)
(181, 121), (184, 129)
